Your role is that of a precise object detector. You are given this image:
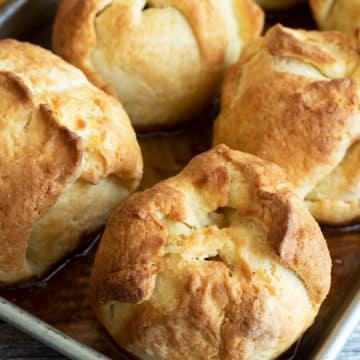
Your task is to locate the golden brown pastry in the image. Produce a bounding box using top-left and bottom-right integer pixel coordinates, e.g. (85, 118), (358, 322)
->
(214, 24), (360, 225)
(0, 39), (142, 286)
(91, 144), (331, 360)
(255, 0), (304, 9)
(52, 0), (264, 131)
(310, 0), (360, 31)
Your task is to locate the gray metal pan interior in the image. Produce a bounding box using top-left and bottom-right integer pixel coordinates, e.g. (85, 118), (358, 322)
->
(313, 279), (360, 360)
(0, 1), (359, 359)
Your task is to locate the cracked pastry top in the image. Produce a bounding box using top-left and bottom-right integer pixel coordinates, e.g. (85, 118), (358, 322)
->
(91, 144), (331, 360)
(213, 24), (360, 225)
(310, 0), (360, 31)
(52, 0), (264, 131)
(0, 39), (143, 286)
(255, 0), (304, 9)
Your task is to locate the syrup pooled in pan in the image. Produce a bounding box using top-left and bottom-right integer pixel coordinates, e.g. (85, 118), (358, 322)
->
(1, 111), (360, 360)
(1, 1), (360, 359)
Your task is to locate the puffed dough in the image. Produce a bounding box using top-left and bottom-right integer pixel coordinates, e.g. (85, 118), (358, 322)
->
(91, 144), (331, 360)
(255, 0), (304, 9)
(52, 0), (264, 130)
(0, 39), (142, 286)
(310, 0), (360, 31)
(213, 25), (360, 225)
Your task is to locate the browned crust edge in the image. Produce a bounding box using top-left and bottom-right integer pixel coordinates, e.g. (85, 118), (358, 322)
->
(91, 145), (331, 310)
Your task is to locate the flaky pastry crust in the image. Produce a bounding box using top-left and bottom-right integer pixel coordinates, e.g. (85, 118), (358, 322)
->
(52, 0), (264, 130)
(0, 39), (142, 285)
(310, 0), (360, 31)
(91, 144), (331, 360)
(213, 24), (360, 225)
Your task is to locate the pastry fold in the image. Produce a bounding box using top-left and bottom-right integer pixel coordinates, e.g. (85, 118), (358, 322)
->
(310, 0), (360, 31)
(214, 25), (360, 225)
(91, 144), (331, 360)
(53, 0), (264, 130)
(0, 39), (142, 285)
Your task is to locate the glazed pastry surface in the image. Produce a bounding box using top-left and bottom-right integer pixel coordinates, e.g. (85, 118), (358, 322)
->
(0, 39), (142, 285)
(214, 25), (360, 224)
(310, 0), (360, 31)
(91, 145), (331, 360)
(53, 0), (264, 130)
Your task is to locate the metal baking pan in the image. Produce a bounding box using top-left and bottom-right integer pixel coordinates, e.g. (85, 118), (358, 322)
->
(0, 1), (359, 359)
(0, 297), (108, 360)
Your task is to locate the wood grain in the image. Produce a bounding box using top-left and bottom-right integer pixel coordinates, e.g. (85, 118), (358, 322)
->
(0, 320), (64, 359)
(0, 320), (359, 359)
(339, 327), (360, 360)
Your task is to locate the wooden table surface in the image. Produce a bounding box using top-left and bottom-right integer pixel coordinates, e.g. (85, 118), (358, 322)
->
(0, 321), (359, 359)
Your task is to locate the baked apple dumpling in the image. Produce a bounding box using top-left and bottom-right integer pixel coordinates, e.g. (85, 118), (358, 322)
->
(53, 0), (264, 130)
(91, 145), (331, 360)
(0, 39), (142, 285)
(214, 25), (360, 225)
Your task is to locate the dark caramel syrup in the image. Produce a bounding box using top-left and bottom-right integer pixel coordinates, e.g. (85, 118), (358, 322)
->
(1, 2), (359, 359)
